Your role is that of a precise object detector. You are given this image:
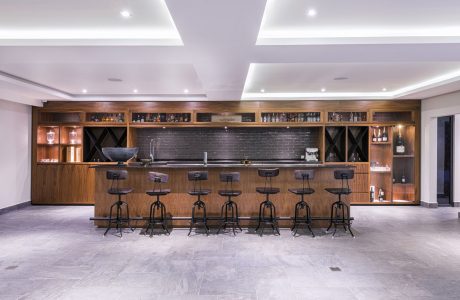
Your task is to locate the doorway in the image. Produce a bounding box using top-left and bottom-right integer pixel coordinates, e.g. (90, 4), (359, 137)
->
(437, 116), (454, 206)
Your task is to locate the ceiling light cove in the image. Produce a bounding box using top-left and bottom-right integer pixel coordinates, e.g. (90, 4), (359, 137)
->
(0, 0), (183, 46)
(257, 0), (460, 45)
(241, 63), (460, 100)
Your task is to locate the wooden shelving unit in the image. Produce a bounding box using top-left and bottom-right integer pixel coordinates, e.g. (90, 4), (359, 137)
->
(32, 100), (420, 205)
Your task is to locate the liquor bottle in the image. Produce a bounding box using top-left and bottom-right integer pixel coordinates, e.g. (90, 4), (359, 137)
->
(382, 127), (388, 142)
(378, 188), (385, 201)
(372, 129), (377, 142)
(401, 168), (406, 183)
(377, 128), (382, 142)
(395, 126), (406, 154)
(275, 113), (279, 123)
(350, 112), (354, 122)
(370, 186), (375, 202)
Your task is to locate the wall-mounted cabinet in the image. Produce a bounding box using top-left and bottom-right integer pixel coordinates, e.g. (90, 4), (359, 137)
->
(261, 112), (321, 123)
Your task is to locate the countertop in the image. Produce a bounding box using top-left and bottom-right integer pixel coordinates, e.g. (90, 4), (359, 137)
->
(91, 160), (357, 169)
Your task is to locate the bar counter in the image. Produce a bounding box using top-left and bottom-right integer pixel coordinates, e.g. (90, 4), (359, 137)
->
(93, 162), (362, 228)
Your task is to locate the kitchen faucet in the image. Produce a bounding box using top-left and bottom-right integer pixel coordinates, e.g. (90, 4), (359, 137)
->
(149, 139), (155, 162)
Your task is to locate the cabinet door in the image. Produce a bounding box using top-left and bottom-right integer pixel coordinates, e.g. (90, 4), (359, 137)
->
(32, 165), (60, 203)
(58, 165), (95, 204)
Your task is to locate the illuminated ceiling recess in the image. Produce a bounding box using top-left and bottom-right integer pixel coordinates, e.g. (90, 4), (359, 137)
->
(257, 0), (460, 45)
(0, 0), (182, 46)
(242, 0), (460, 100)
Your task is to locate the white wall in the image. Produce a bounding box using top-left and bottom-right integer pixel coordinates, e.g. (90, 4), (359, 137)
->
(421, 91), (460, 207)
(0, 99), (31, 209)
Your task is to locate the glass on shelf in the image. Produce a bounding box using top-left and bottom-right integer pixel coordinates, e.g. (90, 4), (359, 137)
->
(328, 112), (367, 122)
(87, 113), (125, 123)
(132, 113), (191, 123)
(261, 112), (320, 123)
(46, 129), (56, 144)
(68, 129), (78, 144)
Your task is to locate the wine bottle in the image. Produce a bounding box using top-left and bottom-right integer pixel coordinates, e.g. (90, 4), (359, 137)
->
(372, 129), (377, 142)
(377, 128), (382, 142)
(382, 127), (388, 142)
(395, 127), (406, 154)
(370, 186), (375, 202)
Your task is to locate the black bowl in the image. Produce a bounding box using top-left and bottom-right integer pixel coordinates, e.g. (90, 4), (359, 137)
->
(102, 147), (139, 164)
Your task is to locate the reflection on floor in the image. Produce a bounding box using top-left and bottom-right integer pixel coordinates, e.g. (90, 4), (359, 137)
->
(1, 205), (460, 299)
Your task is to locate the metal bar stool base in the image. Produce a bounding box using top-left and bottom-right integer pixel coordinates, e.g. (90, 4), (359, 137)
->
(217, 199), (242, 235)
(188, 199), (209, 236)
(103, 198), (135, 238)
(256, 199), (280, 236)
(145, 199), (169, 237)
(326, 198), (354, 238)
(291, 200), (315, 237)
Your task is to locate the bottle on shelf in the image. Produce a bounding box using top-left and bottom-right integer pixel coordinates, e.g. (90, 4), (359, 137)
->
(378, 188), (385, 202)
(382, 127), (388, 142)
(377, 128), (382, 142)
(395, 125), (406, 154)
(372, 128), (377, 142)
(370, 186), (375, 202)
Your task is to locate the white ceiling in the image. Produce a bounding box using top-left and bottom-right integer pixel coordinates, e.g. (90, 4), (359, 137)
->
(1, 0), (460, 106)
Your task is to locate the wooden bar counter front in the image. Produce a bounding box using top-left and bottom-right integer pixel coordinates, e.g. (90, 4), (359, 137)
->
(93, 163), (362, 228)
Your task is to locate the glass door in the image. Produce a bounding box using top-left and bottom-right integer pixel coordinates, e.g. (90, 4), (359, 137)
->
(437, 116), (454, 206)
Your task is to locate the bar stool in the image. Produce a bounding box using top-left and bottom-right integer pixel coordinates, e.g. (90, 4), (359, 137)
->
(217, 172), (242, 235)
(188, 171), (211, 236)
(145, 172), (170, 237)
(289, 169), (315, 237)
(104, 170), (134, 237)
(325, 169), (355, 237)
(255, 168), (280, 236)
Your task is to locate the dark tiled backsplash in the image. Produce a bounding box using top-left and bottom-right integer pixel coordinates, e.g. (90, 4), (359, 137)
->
(136, 127), (321, 160)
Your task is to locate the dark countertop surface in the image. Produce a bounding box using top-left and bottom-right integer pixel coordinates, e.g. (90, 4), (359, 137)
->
(91, 160), (357, 169)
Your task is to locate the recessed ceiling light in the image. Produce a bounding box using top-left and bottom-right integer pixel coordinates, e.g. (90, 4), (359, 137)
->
(260, 88), (265, 93)
(306, 9), (317, 17)
(382, 87), (387, 91)
(334, 77), (348, 81)
(133, 89), (138, 93)
(108, 78), (122, 82)
(321, 88), (326, 92)
(183, 88), (189, 94)
(162, 126), (166, 129)
(82, 89), (87, 94)
(120, 10), (132, 18)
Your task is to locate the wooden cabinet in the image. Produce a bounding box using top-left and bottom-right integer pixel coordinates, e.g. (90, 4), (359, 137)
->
(32, 164), (95, 204)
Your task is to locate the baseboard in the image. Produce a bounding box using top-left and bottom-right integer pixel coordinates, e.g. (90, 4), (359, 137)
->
(0, 201), (31, 215)
(453, 202), (460, 207)
(421, 201), (438, 208)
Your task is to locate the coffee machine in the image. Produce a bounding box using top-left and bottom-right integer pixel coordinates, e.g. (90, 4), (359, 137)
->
(305, 148), (319, 162)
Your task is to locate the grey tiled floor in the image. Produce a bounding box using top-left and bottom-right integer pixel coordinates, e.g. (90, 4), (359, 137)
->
(1, 205), (460, 299)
